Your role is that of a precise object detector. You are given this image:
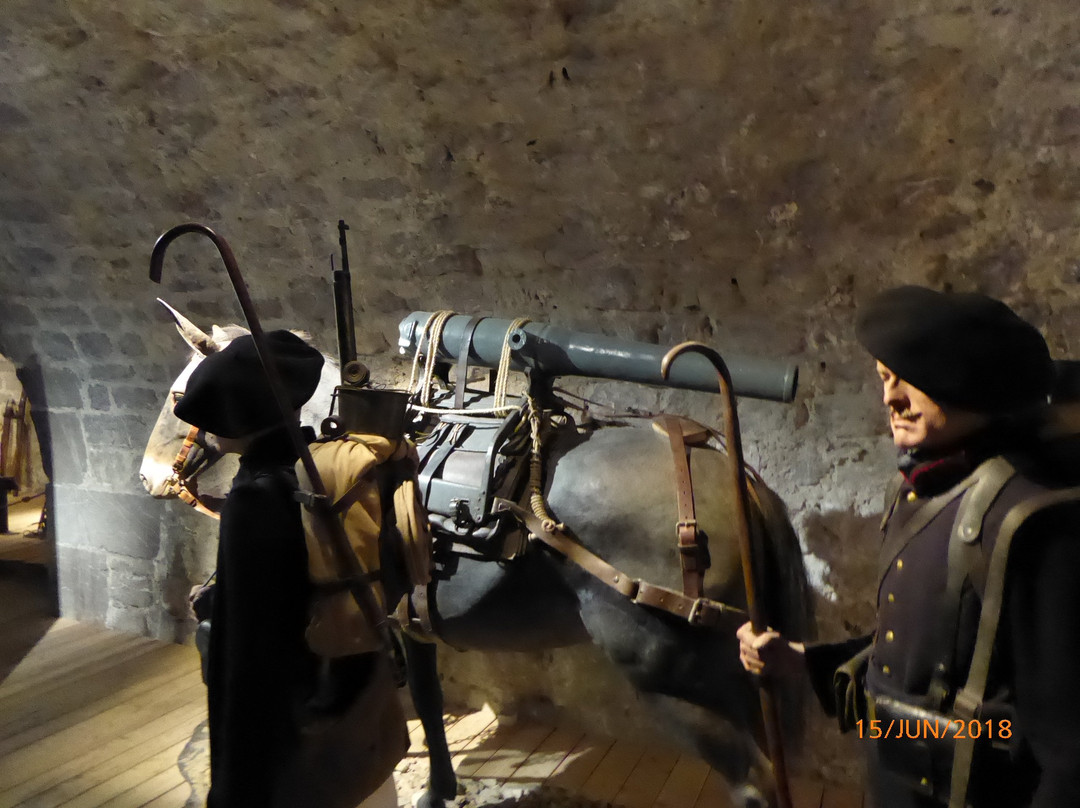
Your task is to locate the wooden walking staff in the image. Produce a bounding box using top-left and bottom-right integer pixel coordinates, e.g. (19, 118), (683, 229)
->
(661, 342), (794, 808)
(149, 223), (395, 656)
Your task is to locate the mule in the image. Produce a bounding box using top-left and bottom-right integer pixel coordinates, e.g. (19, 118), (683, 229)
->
(142, 307), (814, 808)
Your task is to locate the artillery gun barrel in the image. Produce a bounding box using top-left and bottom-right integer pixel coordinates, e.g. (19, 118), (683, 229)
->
(398, 312), (798, 403)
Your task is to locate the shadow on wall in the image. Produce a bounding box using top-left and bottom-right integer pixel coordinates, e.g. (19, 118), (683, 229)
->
(801, 510), (881, 641)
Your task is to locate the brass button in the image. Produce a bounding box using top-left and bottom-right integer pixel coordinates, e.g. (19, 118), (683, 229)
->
(885, 630), (895, 642)
(896, 559), (904, 571)
(882, 664), (891, 675)
(906, 490), (918, 502)
(887, 593), (895, 603)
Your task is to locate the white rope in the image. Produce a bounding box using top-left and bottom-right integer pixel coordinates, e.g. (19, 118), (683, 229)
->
(406, 310), (454, 407)
(408, 403), (521, 416)
(493, 317), (530, 410)
(407, 312), (532, 416)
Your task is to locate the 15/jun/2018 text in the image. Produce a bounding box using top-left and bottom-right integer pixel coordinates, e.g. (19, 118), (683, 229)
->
(856, 718), (1011, 740)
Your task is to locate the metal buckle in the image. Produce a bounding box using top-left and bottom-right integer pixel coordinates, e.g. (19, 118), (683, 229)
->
(687, 598), (704, 624)
(293, 489), (329, 509)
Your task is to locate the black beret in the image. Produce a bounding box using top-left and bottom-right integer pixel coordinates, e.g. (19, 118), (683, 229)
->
(174, 331), (324, 438)
(855, 286), (1053, 414)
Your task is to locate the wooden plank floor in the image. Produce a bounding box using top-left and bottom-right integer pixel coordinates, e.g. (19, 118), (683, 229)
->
(0, 497), (48, 566)
(0, 567), (864, 807)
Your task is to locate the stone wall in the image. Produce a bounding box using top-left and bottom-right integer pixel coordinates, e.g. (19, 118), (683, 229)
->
(1, 0), (1079, 785)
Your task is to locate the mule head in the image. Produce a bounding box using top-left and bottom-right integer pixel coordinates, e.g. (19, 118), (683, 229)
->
(139, 301), (240, 503)
(140, 303), (338, 509)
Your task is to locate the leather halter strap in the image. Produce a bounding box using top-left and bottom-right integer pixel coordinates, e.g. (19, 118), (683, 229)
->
(169, 425), (222, 520)
(494, 498), (746, 630)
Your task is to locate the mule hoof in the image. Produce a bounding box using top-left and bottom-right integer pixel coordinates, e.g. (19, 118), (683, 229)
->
(411, 790), (444, 808)
(733, 784), (769, 808)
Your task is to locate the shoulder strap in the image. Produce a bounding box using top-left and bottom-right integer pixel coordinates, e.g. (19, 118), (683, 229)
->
(879, 472), (905, 532)
(877, 474), (975, 587)
(948, 484), (1080, 808)
(927, 457), (1017, 708)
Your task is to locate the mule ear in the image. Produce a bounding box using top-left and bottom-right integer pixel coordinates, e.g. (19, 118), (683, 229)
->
(157, 298), (219, 356)
(210, 325), (231, 345)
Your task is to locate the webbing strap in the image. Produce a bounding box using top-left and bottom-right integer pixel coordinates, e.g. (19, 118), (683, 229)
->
(454, 316), (484, 410)
(927, 457), (1016, 709)
(948, 485), (1080, 808)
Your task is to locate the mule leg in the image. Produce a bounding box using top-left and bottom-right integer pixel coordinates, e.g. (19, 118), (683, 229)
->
(573, 580), (778, 807)
(645, 693), (775, 808)
(403, 634), (457, 808)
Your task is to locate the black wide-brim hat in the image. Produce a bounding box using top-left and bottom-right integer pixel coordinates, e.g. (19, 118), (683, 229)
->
(855, 286), (1053, 414)
(174, 331), (324, 438)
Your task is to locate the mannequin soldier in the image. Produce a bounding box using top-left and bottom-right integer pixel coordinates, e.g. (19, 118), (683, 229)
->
(174, 330), (325, 807)
(738, 286), (1080, 807)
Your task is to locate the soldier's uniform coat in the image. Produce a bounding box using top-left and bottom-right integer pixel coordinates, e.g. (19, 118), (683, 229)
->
(805, 434), (1080, 807)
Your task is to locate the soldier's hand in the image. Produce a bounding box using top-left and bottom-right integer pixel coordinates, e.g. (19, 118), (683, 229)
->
(736, 621), (806, 680)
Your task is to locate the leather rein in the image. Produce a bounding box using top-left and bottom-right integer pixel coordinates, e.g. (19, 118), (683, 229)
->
(165, 423), (224, 520)
(491, 415), (754, 631)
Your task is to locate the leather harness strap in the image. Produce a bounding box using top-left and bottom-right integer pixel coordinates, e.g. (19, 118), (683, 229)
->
(171, 425), (222, 520)
(659, 415), (709, 599)
(494, 498), (745, 630)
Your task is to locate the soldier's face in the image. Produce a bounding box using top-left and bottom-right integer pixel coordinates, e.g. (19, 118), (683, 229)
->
(875, 361), (989, 450)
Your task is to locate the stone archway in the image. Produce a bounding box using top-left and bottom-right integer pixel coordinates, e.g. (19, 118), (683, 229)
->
(0, 352), (50, 562)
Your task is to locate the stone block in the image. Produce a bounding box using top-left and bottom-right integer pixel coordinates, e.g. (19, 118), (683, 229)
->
(46, 412), (87, 485)
(0, 302), (38, 327)
(55, 543), (109, 624)
(53, 484), (162, 559)
(89, 362), (138, 382)
(110, 385), (161, 412)
(82, 411), (153, 451)
(105, 604), (150, 636)
(12, 245), (58, 273)
(44, 367), (85, 409)
(88, 383), (111, 411)
(107, 554), (156, 609)
(116, 333), (149, 358)
(75, 332), (114, 359)
(40, 305), (92, 326)
(39, 332), (78, 361)
(86, 446), (143, 489)
(0, 331), (36, 365)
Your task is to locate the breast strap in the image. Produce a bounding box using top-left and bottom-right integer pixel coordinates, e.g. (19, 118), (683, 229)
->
(926, 456), (1017, 709)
